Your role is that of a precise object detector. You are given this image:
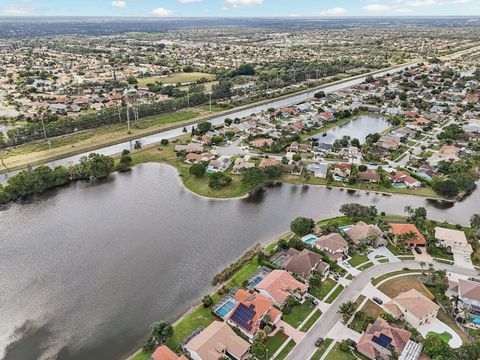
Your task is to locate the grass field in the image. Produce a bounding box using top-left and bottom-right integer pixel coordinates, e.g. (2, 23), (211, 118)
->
(309, 278), (337, 300)
(371, 269), (422, 286)
(378, 275), (434, 300)
(275, 339), (297, 360)
(283, 302), (316, 328)
(266, 331), (289, 357)
(137, 72), (215, 86)
(348, 253), (369, 267)
(300, 309), (322, 332)
(361, 300), (383, 319)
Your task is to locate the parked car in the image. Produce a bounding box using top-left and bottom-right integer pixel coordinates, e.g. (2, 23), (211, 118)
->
(346, 339), (357, 347)
(414, 246), (422, 254)
(343, 261), (352, 269)
(315, 337), (324, 347)
(373, 296), (383, 305)
(305, 295), (318, 306)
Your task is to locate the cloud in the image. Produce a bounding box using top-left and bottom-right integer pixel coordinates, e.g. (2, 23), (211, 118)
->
(451, 0), (471, 3)
(317, 7), (347, 16)
(362, 0), (440, 13)
(225, 0), (263, 8)
(362, 4), (390, 12)
(151, 7), (174, 16)
(0, 6), (35, 14)
(177, 0), (203, 3)
(111, 1), (127, 8)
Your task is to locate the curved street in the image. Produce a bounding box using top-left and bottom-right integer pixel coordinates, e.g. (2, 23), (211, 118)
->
(286, 260), (479, 360)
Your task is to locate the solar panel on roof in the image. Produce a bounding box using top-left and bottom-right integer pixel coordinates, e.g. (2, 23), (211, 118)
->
(230, 303), (255, 331)
(372, 334), (392, 348)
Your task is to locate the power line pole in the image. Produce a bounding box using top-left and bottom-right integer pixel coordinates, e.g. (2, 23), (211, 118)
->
(209, 92), (212, 112)
(187, 90), (190, 108)
(0, 136), (8, 171)
(41, 117), (51, 150)
(126, 105), (131, 134)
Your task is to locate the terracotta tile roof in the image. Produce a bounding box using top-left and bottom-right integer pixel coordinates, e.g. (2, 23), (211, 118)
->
(389, 223), (426, 246)
(390, 289), (439, 319)
(152, 345), (188, 360)
(458, 279), (480, 302)
(283, 248), (327, 278)
(184, 321), (250, 360)
(314, 233), (348, 253)
(256, 270), (308, 305)
(346, 221), (382, 245)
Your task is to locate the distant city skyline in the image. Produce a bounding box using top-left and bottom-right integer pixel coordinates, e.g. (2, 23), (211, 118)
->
(1, 0), (480, 17)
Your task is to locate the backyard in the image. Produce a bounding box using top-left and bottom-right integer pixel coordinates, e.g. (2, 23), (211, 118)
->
(283, 302), (316, 328)
(309, 278), (337, 300)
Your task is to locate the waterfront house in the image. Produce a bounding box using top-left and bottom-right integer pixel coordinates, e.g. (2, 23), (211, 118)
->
(282, 248), (330, 279)
(259, 158), (281, 168)
(448, 279), (480, 311)
(255, 270), (308, 307)
(434, 227), (472, 256)
(357, 317), (413, 360)
(333, 163), (352, 180)
(346, 221), (386, 248)
(428, 145), (461, 166)
(286, 141), (312, 153)
(227, 289), (281, 340)
(384, 289), (439, 328)
(358, 169), (380, 183)
(232, 158), (255, 174)
(387, 171), (421, 189)
(207, 156), (233, 173)
(313, 233), (348, 262)
(184, 321), (250, 360)
(389, 223), (427, 247)
(307, 162), (329, 178)
(151, 345), (188, 360)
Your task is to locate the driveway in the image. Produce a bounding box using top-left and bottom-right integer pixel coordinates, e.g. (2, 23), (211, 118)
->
(413, 247), (433, 262)
(453, 251), (475, 270)
(368, 247), (400, 263)
(338, 261), (361, 276)
(418, 318), (463, 348)
(285, 260), (478, 360)
(328, 322), (362, 342)
(275, 320), (305, 343)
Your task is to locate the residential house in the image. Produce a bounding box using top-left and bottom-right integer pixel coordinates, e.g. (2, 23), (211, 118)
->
(379, 135), (401, 150)
(228, 289), (282, 339)
(448, 279), (480, 311)
(286, 141), (312, 153)
(255, 270), (308, 307)
(357, 317), (412, 360)
(333, 163), (352, 180)
(175, 143), (205, 154)
(307, 162), (329, 178)
(151, 345), (188, 360)
(428, 145), (461, 166)
(346, 221), (387, 247)
(232, 158), (255, 174)
(207, 156), (233, 173)
(283, 248), (330, 279)
(250, 138), (273, 148)
(384, 289), (439, 328)
(389, 223), (427, 247)
(313, 233), (348, 262)
(434, 227), (472, 256)
(387, 171), (421, 188)
(358, 169), (380, 183)
(184, 321), (250, 360)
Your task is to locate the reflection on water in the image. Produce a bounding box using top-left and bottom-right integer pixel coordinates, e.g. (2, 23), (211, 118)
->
(0, 163), (478, 360)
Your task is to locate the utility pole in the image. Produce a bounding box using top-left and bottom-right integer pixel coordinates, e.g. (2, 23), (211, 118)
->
(41, 117), (51, 150)
(117, 105), (122, 123)
(126, 105), (131, 134)
(0, 136), (8, 171)
(209, 92), (212, 112)
(187, 90), (190, 108)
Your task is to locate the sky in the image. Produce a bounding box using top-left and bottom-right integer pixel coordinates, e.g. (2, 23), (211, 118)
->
(0, 0), (479, 17)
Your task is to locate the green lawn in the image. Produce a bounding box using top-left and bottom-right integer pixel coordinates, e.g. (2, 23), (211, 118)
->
(310, 338), (334, 360)
(134, 110), (199, 129)
(266, 331), (289, 357)
(348, 253), (369, 267)
(275, 339), (297, 360)
(283, 302), (316, 328)
(130, 350), (151, 360)
(358, 262), (373, 271)
(300, 309), (322, 332)
(325, 343), (355, 360)
(386, 242), (399, 255)
(371, 269), (421, 286)
(325, 285), (345, 304)
(428, 331), (453, 343)
(309, 278), (337, 300)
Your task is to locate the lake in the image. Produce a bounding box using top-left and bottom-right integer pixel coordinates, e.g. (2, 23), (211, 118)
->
(0, 163), (478, 360)
(311, 115), (390, 145)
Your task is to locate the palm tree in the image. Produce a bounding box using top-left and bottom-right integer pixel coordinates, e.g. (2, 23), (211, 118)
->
(283, 295), (298, 314)
(262, 313), (272, 326)
(419, 261), (426, 273)
(337, 301), (356, 321)
(451, 295), (463, 310)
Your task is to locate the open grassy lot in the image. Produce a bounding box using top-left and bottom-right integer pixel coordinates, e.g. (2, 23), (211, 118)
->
(137, 72), (215, 86)
(300, 309), (322, 332)
(283, 302), (316, 328)
(309, 278), (337, 300)
(325, 285), (345, 304)
(325, 343), (356, 360)
(361, 300), (383, 319)
(371, 269), (422, 286)
(310, 338), (334, 360)
(378, 275), (434, 300)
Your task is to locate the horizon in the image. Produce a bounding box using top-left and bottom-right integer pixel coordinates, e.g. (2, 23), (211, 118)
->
(1, 0), (480, 18)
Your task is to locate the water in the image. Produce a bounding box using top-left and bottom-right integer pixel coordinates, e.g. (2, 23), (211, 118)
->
(0, 162), (478, 360)
(311, 116), (390, 145)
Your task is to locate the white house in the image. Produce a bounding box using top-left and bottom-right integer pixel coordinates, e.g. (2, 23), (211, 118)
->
(448, 279), (480, 310)
(434, 227), (472, 255)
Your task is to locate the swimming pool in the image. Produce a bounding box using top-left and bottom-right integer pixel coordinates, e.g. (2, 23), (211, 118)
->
(249, 276), (263, 287)
(471, 314), (480, 325)
(392, 183), (407, 188)
(301, 234), (317, 245)
(215, 299), (236, 318)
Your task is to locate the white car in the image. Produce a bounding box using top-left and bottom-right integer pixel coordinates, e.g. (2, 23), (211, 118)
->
(343, 261), (352, 269)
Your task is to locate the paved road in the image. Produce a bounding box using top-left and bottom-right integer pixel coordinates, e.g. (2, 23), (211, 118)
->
(286, 260), (478, 360)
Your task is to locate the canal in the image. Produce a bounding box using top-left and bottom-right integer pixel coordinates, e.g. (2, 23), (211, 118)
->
(0, 162), (477, 360)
